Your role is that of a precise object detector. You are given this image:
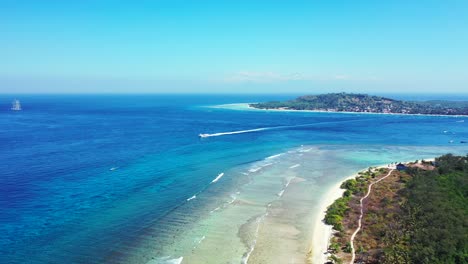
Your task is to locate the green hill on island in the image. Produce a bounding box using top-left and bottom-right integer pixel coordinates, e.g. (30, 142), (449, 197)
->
(250, 93), (468, 115)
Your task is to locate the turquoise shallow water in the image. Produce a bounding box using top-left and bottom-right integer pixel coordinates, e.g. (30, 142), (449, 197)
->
(1, 94), (467, 263)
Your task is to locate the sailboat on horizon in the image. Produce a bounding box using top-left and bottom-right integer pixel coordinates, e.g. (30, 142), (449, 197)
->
(11, 99), (22, 111)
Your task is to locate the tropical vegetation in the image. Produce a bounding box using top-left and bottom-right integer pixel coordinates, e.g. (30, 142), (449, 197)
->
(325, 154), (468, 264)
(250, 93), (468, 115)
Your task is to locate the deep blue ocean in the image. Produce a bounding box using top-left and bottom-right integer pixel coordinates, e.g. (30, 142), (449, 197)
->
(1, 94), (467, 264)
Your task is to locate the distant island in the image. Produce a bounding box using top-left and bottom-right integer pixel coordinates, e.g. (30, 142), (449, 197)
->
(250, 93), (468, 115)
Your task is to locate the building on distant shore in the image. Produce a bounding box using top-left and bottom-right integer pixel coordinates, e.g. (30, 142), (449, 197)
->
(396, 163), (407, 171)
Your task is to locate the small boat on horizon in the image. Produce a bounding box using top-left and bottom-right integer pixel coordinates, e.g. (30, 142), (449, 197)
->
(11, 99), (22, 111)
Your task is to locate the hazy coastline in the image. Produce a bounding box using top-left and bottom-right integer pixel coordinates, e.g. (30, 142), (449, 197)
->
(210, 103), (468, 118)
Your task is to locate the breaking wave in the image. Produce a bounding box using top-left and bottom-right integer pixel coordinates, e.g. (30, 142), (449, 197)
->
(211, 173), (225, 183)
(147, 257), (183, 264)
(265, 153), (283, 160)
(289, 164), (300, 169)
(248, 162), (273, 173)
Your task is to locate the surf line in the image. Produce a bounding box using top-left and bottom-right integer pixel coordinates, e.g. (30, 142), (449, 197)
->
(187, 172), (225, 202)
(211, 172), (224, 183)
(198, 118), (375, 138)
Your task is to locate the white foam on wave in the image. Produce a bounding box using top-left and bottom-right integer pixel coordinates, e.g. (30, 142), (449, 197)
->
(198, 236), (206, 243)
(211, 172), (224, 183)
(227, 194), (237, 205)
(284, 177), (294, 188)
(456, 120), (464, 123)
(277, 189), (285, 197)
(210, 206), (221, 213)
(210, 193), (239, 213)
(289, 164), (300, 169)
(249, 162), (274, 173)
(277, 177), (294, 197)
(147, 256), (183, 264)
(193, 236), (206, 249)
(249, 162), (275, 175)
(187, 195), (197, 201)
(248, 167), (261, 173)
(299, 148), (313, 152)
(265, 153), (282, 160)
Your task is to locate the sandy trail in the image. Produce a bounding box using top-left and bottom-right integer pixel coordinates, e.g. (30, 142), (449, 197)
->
(348, 168), (395, 264)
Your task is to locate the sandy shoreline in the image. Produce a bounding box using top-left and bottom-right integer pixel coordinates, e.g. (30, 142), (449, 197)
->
(310, 173), (356, 263)
(210, 103), (468, 118)
(311, 158), (436, 264)
(309, 164), (388, 264)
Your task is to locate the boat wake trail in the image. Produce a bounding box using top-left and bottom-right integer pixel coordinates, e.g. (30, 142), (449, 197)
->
(199, 118), (373, 138)
(199, 127), (270, 138)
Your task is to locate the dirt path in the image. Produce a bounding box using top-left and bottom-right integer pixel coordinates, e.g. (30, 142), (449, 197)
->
(349, 168), (395, 264)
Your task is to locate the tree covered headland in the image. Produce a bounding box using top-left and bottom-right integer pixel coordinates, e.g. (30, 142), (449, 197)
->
(398, 154), (468, 264)
(250, 93), (468, 115)
(325, 154), (468, 264)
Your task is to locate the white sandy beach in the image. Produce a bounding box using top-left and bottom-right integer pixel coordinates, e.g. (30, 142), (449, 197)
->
(310, 173), (355, 264)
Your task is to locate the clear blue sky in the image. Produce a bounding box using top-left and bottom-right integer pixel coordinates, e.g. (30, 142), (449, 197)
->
(2, 0), (467, 93)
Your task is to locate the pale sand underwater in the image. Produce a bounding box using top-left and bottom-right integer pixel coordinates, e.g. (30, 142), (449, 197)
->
(124, 145), (467, 264)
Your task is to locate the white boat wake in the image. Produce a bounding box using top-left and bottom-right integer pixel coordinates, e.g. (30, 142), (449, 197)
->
(199, 127), (270, 138)
(199, 118), (373, 138)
